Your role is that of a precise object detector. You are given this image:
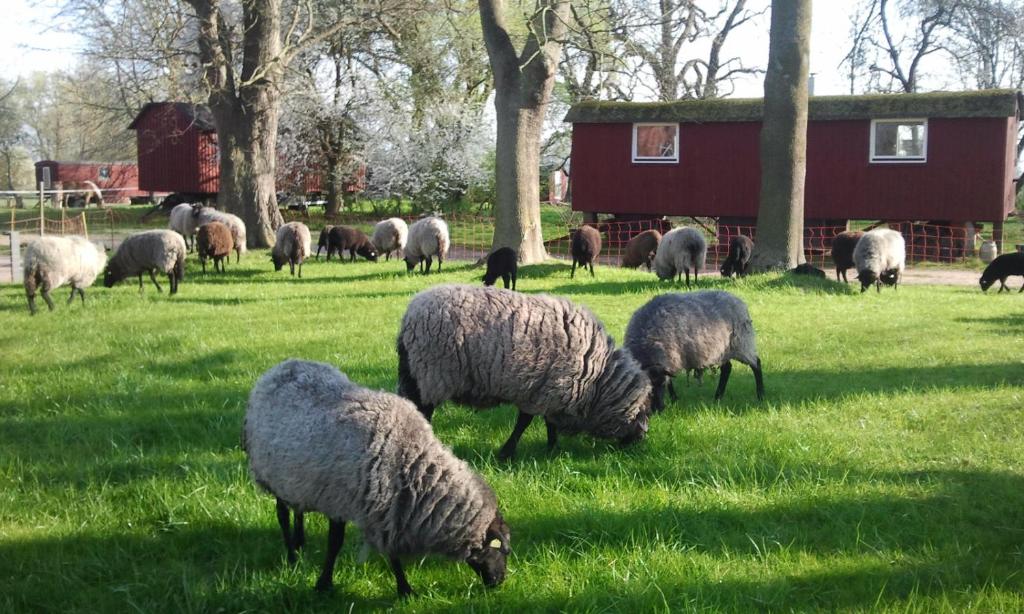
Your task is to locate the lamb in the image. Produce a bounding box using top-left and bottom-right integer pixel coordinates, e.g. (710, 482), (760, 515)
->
(397, 284), (652, 460)
(790, 263), (826, 278)
(103, 229), (186, 295)
(271, 221), (312, 277)
(195, 208), (247, 262)
(853, 228), (906, 292)
(168, 203), (201, 251)
(830, 230), (865, 282)
(482, 247), (517, 290)
(195, 221), (234, 274)
(621, 229), (662, 270)
(570, 225), (602, 278)
(653, 226), (707, 288)
(244, 359), (510, 598)
(22, 235), (107, 315)
(315, 226), (333, 260)
(979, 252), (1024, 292)
(372, 218), (409, 261)
(404, 217), (450, 274)
(719, 235), (753, 278)
(326, 226), (378, 262)
(624, 290), (764, 411)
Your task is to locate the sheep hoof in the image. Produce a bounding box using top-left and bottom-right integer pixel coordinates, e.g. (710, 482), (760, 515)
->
(314, 577), (333, 593)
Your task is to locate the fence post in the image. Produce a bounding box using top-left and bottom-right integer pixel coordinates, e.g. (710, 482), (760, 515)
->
(7, 231), (23, 283)
(38, 181), (44, 236)
(81, 213), (89, 240)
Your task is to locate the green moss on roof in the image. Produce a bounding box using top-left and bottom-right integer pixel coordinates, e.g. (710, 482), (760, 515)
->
(564, 89), (1023, 123)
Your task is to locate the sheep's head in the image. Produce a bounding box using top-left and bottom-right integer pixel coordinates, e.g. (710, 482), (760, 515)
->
(358, 243), (378, 262)
(720, 260), (735, 278)
(879, 269), (900, 286)
(857, 269), (877, 292)
(404, 256), (418, 272)
(270, 251), (286, 272)
(465, 513), (509, 589)
(979, 273), (996, 292)
(102, 259), (125, 287)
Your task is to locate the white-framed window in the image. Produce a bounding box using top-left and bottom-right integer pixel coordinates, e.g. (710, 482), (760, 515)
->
(632, 123), (679, 163)
(870, 119), (927, 163)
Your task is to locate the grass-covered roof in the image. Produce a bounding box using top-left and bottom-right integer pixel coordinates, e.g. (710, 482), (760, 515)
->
(564, 89), (1023, 123)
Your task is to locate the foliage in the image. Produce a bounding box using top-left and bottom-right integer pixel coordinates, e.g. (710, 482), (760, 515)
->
(1, 255), (1024, 611)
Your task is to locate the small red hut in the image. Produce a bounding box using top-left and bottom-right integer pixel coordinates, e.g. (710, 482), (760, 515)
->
(128, 102), (219, 199)
(34, 160), (144, 204)
(565, 89), (1022, 254)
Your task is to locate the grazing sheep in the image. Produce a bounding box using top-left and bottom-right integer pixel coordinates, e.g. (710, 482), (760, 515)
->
(196, 221), (234, 274)
(271, 222), (312, 277)
(570, 225), (602, 278)
(195, 208), (247, 262)
(653, 227), (707, 288)
(168, 203), (201, 251)
(720, 235), (754, 278)
(790, 263), (826, 278)
(853, 228), (906, 293)
(404, 217), (450, 274)
(103, 229), (186, 295)
(482, 247), (517, 290)
(372, 218), (409, 261)
(22, 235), (107, 315)
(327, 226), (378, 262)
(830, 230), (864, 283)
(979, 252), (1024, 292)
(397, 285), (652, 460)
(244, 359), (510, 597)
(621, 229), (662, 270)
(315, 226), (333, 260)
(625, 290), (764, 411)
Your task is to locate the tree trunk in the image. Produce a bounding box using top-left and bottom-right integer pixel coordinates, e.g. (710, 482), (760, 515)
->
(480, 0), (570, 264)
(750, 0), (812, 272)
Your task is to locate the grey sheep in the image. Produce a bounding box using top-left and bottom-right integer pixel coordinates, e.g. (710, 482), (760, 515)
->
(271, 222), (312, 277)
(372, 218), (409, 261)
(196, 221), (233, 273)
(195, 208), (247, 262)
(22, 235), (107, 315)
(653, 227), (707, 288)
(621, 229), (661, 270)
(103, 229), (186, 295)
(570, 225), (602, 278)
(624, 290), (764, 411)
(315, 225), (333, 260)
(404, 217), (450, 274)
(244, 359), (510, 598)
(853, 228), (906, 292)
(830, 230), (864, 283)
(397, 284), (652, 460)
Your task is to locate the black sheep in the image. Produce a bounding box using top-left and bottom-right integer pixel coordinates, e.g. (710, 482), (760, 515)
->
(570, 225), (602, 278)
(790, 263), (826, 278)
(483, 247), (518, 290)
(315, 226), (332, 260)
(979, 252), (1024, 292)
(327, 226), (378, 262)
(720, 235), (754, 278)
(831, 230), (864, 283)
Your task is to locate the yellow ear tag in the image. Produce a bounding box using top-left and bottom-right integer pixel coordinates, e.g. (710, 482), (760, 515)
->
(488, 538), (502, 549)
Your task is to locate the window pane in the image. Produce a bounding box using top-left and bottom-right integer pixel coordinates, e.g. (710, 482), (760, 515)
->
(897, 124), (924, 157)
(873, 121), (925, 159)
(636, 125), (677, 158)
(874, 123), (899, 156)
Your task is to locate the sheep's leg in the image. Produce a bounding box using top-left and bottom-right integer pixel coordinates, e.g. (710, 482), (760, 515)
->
(314, 519), (346, 592)
(713, 361), (733, 401)
(497, 411), (535, 460)
(650, 373), (666, 412)
(138, 273), (145, 293)
(235, 247), (240, 264)
(588, 261), (595, 277)
(389, 556), (414, 598)
(419, 404), (435, 422)
(751, 357), (765, 401)
(546, 420), (558, 451)
(502, 274), (510, 289)
(424, 256), (433, 274)
(297, 261), (303, 278)
(437, 255), (442, 272)
(276, 498), (298, 564)
(77, 288), (86, 306)
(999, 278), (1008, 292)
(511, 271), (517, 291)
(684, 268), (691, 288)
(349, 250), (356, 262)
(667, 377), (678, 401)
(570, 259), (577, 278)
(289, 260), (295, 276)
(201, 257), (207, 274)
(41, 282), (55, 311)
(67, 285), (77, 305)
(293, 511), (305, 549)
(149, 270), (163, 293)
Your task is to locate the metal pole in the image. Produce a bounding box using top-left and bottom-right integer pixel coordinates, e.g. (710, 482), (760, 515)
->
(81, 212), (89, 240)
(8, 231), (23, 283)
(38, 181), (44, 236)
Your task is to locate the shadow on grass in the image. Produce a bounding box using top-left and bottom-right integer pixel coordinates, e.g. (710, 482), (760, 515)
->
(955, 313), (1024, 332)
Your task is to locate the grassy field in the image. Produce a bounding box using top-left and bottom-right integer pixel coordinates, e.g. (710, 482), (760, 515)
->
(1, 253), (1023, 613)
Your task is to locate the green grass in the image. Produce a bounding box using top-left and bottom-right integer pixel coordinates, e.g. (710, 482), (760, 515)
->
(1, 254), (1024, 612)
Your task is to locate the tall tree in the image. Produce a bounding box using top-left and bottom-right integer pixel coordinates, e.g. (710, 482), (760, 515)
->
(481, 0), (572, 263)
(749, 0), (812, 271)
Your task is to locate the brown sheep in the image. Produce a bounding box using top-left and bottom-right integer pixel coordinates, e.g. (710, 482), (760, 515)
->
(621, 229), (662, 270)
(831, 230), (865, 283)
(196, 221), (234, 273)
(571, 225), (602, 278)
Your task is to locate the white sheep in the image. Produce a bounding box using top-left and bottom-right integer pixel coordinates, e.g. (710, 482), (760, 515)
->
(244, 359), (510, 597)
(271, 222), (312, 277)
(653, 227), (707, 288)
(103, 229), (186, 295)
(372, 218), (409, 261)
(403, 217), (450, 274)
(853, 228), (906, 293)
(624, 290), (764, 410)
(22, 235), (107, 315)
(168, 203), (201, 251)
(195, 208), (247, 262)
